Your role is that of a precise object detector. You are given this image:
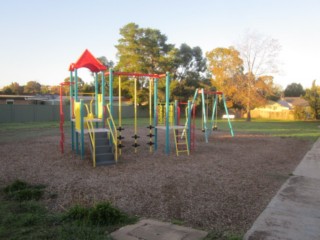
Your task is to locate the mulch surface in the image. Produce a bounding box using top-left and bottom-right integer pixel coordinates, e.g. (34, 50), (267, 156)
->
(0, 127), (313, 234)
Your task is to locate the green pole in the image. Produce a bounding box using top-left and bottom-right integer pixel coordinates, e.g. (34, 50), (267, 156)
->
(209, 95), (218, 131)
(222, 94), (234, 137)
(154, 78), (158, 151)
(80, 99), (85, 159)
(174, 100), (178, 125)
(191, 88), (198, 109)
(187, 100), (192, 150)
(109, 69), (114, 116)
(76, 132), (79, 154)
(165, 72), (170, 155)
(95, 72), (98, 118)
(201, 89), (208, 143)
(70, 71), (75, 151)
(75, 69), (78, 102)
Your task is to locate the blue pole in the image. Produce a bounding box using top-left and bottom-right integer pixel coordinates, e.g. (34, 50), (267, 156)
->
(154, 78), (158, 151)
(95, 72), (98, 118)
(165, 72), (170, 155)
(109, 69), (114, 116)
(80, 99), (85, 159)
(70, 71), (75, 151)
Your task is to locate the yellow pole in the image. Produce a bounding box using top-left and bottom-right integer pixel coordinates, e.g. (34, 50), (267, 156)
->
(119, 76), (122, 155)
(134, 78), (138, 153)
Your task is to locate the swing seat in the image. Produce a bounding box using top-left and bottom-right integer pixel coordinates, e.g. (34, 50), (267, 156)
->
(222, 114), (235, 119)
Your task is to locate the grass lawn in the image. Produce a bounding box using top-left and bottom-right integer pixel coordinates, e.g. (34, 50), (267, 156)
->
(220, 119), (320, 141)
(0, 180), (137, 240)
(0, 119), (319, 141)
(119, 118), (320, 141)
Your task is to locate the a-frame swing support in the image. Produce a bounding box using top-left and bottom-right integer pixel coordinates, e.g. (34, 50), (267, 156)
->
(193, 88), (234, 143)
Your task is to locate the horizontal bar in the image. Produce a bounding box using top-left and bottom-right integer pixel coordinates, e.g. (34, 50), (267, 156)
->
(60, 82), (75, 86)
(105, 71), (166, 78)
(198, 89), (223, 95)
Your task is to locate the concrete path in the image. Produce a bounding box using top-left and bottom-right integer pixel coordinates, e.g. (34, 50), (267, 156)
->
(111, 219), (208, 240)
(244, 138), (320, 240)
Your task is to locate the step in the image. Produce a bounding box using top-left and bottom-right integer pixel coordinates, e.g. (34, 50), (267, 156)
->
(96, 159), (116, 166)
(95, 131), (108, 139)
(96, 152), (114, 161)
(95, 137), (111, 145)
(95, 145), (113, 154)
(95, 153), (115, 166)
(76, 128), (110, 134)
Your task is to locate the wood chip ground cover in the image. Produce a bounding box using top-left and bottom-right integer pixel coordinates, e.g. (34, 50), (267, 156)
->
(0, 127), (312, 234)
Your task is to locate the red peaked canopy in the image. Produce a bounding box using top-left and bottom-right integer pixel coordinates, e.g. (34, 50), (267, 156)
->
(69, 49), (107, 72)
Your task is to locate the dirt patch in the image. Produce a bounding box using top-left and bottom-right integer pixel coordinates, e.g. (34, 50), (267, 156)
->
(0, 127), (313, 233)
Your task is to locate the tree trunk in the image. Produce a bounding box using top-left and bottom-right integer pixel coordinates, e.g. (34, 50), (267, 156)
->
(246, 102), (251, 122)
(246, 110), (251, 121)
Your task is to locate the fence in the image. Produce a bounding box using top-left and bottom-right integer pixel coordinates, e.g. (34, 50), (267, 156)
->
(250, 109), (295, 120)
(0, 105), (149, 123)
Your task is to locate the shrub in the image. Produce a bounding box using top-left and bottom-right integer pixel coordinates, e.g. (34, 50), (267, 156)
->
(65, 202), (137, 226)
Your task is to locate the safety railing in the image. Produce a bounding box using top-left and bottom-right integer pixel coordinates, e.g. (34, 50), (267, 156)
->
(106, 104), (118, 162)
(84, 104), (96, 167)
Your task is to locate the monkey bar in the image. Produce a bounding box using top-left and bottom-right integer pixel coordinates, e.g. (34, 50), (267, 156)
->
(105, 71), (166, 78)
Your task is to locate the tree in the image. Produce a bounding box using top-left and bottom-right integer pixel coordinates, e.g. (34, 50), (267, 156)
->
(49, 85), (60, 94)
(40, 85), (50, 94)
(206, 47), (243, 104)
(172, 44), (207, 100)
(115, 22), (179, 103)
(304, 80), (320, 119)
(268, 84), (283, 101)
(97, 56), (114, 68)
(284, 83), (305, 97)
(63, 77), (86, 94)
(3, 86), (13, 94)
(24, 81), (41, 94)
(2, 82), (23, 95)
(176, 44), (207, 81)
(237, 30), (281, 121)
(115, 22), (178, 74)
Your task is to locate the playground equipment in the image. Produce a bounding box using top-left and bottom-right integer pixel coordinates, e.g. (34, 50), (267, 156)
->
(187, 88), (234, 143)
(59, 50), (234, 167)
(59, 49), (192, 167)
(60, 49), (112, 167)
(105, 70), (191, 157)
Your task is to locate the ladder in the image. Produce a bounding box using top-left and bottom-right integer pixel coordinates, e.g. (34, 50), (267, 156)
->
(173, 127), (189, 156)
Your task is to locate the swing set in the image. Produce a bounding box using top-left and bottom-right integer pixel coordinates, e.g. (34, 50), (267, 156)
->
(185, 88), (234, 145)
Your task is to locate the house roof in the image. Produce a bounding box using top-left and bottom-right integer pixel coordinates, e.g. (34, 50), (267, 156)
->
(277, 100), (292, 109)
(284, 97), (309, 107)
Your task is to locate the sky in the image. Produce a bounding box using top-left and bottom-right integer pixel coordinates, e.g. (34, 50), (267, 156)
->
(0, 0), (320, 90)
